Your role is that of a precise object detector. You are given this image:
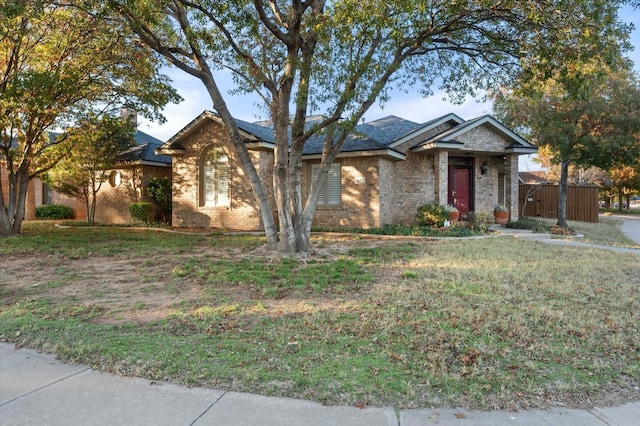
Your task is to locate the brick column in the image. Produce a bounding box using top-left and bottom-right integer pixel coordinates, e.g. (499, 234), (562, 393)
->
(505, 154), (519, 220)
(435, 150), (448, 205)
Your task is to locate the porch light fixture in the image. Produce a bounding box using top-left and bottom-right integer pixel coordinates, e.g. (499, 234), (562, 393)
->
(480, 161), (488, 175)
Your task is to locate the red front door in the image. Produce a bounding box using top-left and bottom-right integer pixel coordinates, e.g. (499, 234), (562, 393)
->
(451, 167), (471, 213)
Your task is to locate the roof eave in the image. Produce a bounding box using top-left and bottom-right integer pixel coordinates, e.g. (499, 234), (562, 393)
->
(389, 113), (465, 148)
(411, 141), (465, 153)
(446, 115), (535, 148)
(302, 149), (406, 161)
(114, 159), (170, 167)
(137, 160), (171, 167)
(156, 147), (185, 156)
(245, 141), (276, 150)
(506, 146), (538, 154)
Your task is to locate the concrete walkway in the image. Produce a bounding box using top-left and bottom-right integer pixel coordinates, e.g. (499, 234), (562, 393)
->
(620, 217), (640, 245)
(1, 344), (638, 426)
(1, 218), (639, 425)
(493, 217), (640, 255)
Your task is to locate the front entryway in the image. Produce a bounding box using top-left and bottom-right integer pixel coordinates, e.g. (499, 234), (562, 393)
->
(448, 158), (474, 214)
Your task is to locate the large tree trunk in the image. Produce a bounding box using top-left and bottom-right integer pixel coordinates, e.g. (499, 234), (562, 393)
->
(88, 191), (97, 223)
(618, 189), (624, 212)
(272, 90), (297, 253)
(199, 75), (279, 248)
(557, 158), (570, 228)
(0, 166), (29, 237)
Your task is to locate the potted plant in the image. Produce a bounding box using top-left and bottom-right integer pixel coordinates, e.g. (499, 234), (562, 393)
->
(493, 204), (509, 224)
(445, 204), (459, 223)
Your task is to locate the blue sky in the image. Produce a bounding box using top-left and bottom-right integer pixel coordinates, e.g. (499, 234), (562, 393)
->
(139, 6), (640, 171)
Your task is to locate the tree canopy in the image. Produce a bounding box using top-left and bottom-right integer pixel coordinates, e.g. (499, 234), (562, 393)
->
(0, 0), (180, 236)
(45, 114), (137, 223)
(494, 63), (640, 226)
(103, 0), (632, 251)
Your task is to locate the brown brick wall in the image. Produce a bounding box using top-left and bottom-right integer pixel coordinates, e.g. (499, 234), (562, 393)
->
(303, 157), (381, 229)
(170, 120), (270, 231)
(378, 159), (395, 225)
(505, 154), (520, 220)
(458, 126), (510, 153)
(2, 164), (85, 220)
(168, 119), (525, 230)
(384, 152), (438, 225)
(94, 165), (170, 224)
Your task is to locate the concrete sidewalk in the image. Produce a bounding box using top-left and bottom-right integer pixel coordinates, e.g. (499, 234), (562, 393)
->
(1, 344), (639, 425)
(620, 217), (640, 245)
(2, 219), (639, 425)
(492, 218), (640, 255)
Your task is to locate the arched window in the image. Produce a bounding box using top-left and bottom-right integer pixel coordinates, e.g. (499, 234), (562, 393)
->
(201, 147), (229, 207)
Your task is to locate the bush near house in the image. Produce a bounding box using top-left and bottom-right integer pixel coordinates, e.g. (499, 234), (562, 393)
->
(506, 217), (552, 233)
(146, 177), (171, 223)
(35, 204), (74, 220)
(129, 202), (154, 224)
(416, 203), (448, 227)
(467, 212), (493, 232)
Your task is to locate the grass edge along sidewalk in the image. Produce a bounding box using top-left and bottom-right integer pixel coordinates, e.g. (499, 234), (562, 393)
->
(1, 221), (639, 410)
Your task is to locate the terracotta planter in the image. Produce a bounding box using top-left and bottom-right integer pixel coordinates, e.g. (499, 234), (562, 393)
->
(448, 211), (460, 223)
(494, 210), (509, 225)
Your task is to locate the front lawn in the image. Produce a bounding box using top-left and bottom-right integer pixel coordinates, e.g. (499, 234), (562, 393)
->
(1, 222), (638, 410)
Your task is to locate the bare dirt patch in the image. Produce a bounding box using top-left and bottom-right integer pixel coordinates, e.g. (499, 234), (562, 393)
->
(1, 236), (409, 326)
(3, 232), (638, 410)
(3, 252), (200, 325)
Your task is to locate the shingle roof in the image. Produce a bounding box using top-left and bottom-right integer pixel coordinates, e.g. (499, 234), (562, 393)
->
(302, 131), (394, 155)
(161, 111), (534, 158)
(7, 132), (61, 148)
(234, 118), (276, 144)
(116, 130), (171, 165)
(133, 130), (163, 146)
(354, 116), (423, 145)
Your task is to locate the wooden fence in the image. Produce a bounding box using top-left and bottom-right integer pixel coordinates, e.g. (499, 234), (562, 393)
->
(519, 184), (599, 223)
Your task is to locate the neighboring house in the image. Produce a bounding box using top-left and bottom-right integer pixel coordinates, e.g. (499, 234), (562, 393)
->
(0, 169), (86, 221)
(519, 171), (548, 185)
(1, 129), (169, 223)
(1, 132), (86, 221)
(93, 130), (171, 224)
(158, 111), (537, 231)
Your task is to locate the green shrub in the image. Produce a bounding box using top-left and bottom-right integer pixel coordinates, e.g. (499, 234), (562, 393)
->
(35, 204), (74, 220)
(467, 212), (493, 232)
(416, 203), (447, 227)
(146, 177), (171, 222)
(129, 202), (154, 224)
(352, 224), (479, 237)
(506, 217), (551, 233)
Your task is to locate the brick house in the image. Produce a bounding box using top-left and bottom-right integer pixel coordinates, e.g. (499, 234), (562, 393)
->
(92, 131), (172, 223)
(157, 111), (537, 230)
(1, 130), (170, 223)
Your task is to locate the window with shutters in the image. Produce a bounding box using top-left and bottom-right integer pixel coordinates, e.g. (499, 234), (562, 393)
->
(200, 147), (230, 207)
(311, 163), (341, 205)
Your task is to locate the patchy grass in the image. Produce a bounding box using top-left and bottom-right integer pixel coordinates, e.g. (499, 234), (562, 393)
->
(0, 225), (639, 410)
(528, 217), (639, 248)
(316, 224), (483, 237)
(600, 208), (640, 216)
(0, 221), (264, 258)
(573, 217), (639, 247)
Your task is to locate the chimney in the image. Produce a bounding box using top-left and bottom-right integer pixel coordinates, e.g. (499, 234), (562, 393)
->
(121, 108), (138, 127)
